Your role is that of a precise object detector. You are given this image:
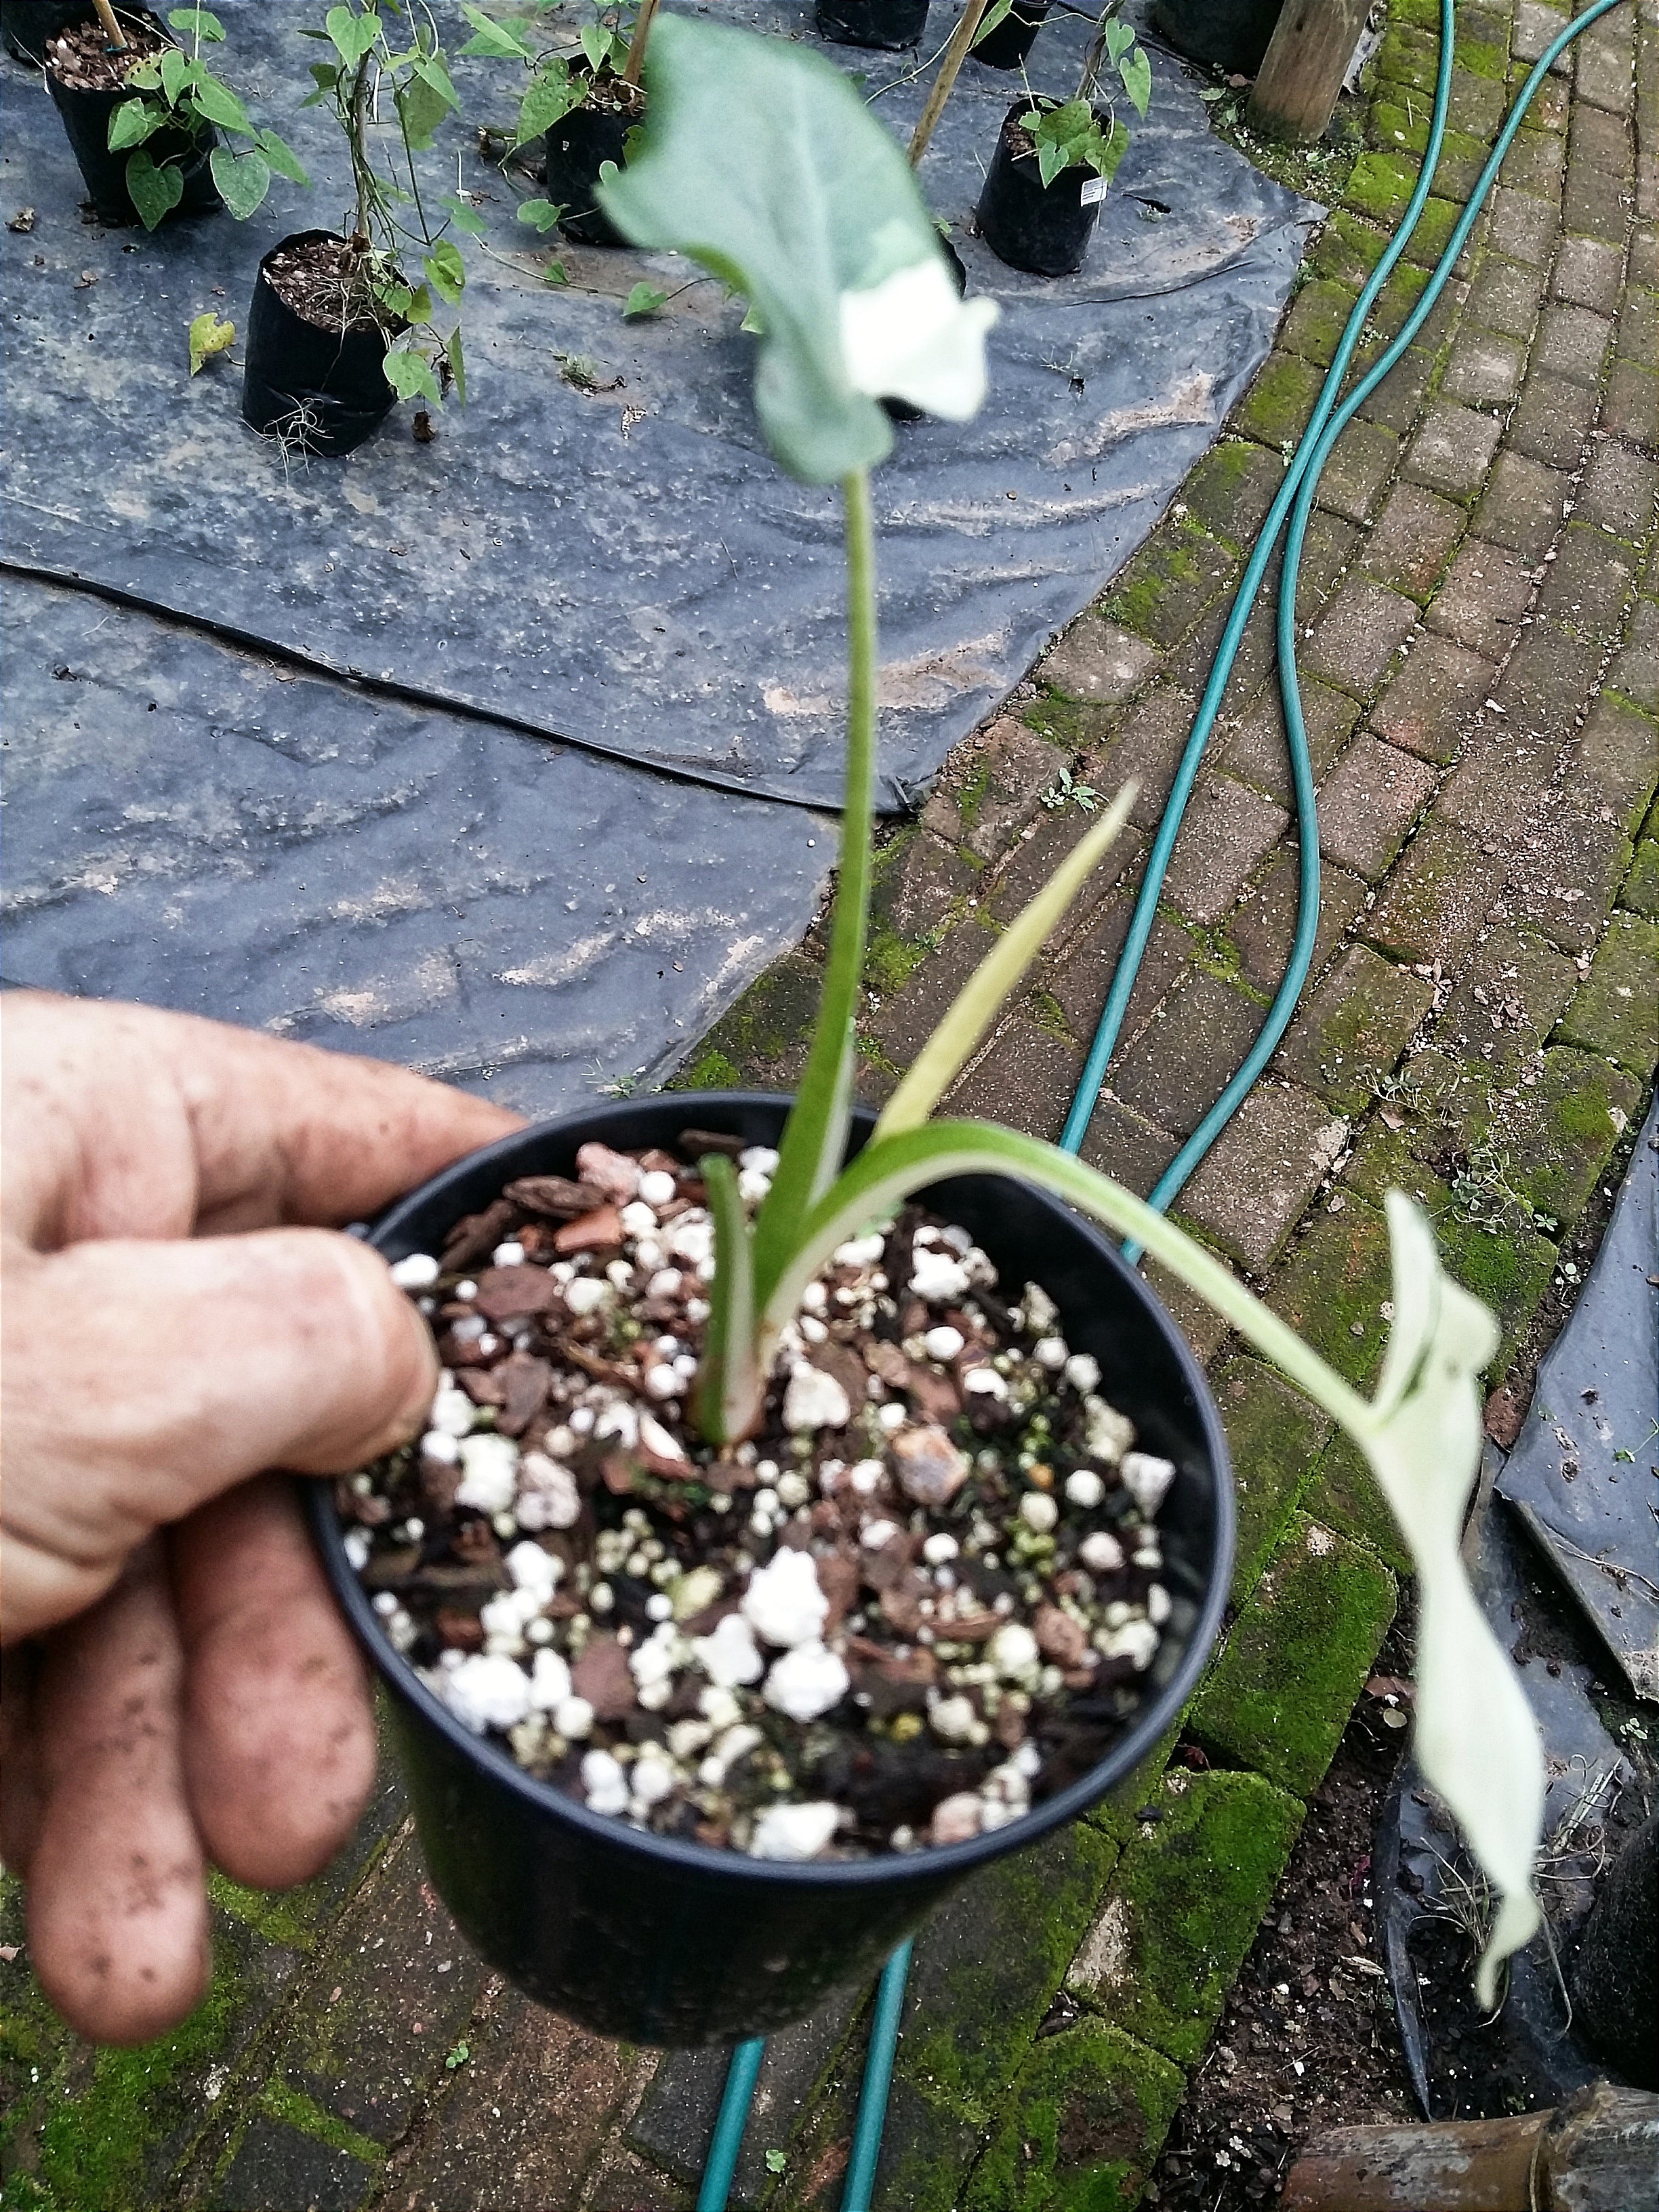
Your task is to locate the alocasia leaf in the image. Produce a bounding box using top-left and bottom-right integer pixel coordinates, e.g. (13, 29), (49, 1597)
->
(598, 14), (970, 483)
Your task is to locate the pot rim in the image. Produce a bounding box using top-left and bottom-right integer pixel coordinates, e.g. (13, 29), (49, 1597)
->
(305, 1090), (1234, 1890)
(43, 1), (169, 89)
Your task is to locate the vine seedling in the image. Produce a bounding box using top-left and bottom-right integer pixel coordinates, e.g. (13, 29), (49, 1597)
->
(96, 2), (308, 228)
(301, 0), (471, 406)
(600, 13), (1547, 2007)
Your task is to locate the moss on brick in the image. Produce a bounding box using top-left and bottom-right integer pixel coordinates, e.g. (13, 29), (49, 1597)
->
(1620, 840), (1659, 917)
(1266, 1194), (1393, 1385)
(1069, 1771), (1305, 2066)
(1555, 915), (1659, 1078)
(258, 2075), (386, 2169)
(962, 2021), (1184, 2212)
(877, 1824), (1122, 2212)
(1181, 436), (1286, 551)
(1191, 1515), (1399, 1797)
(1282, 278), (1365, 369)
(1101, 514), (1235, 648)
(676, 953), (821, 1086)
(1374, 21), (1439, 94)
(1309, 209), (1391, 288)
(1345, 149), (1420, 223)
(1232, 350), (1325, 451)
(1454, 33), (1508, 82)
(1491, 1048), (1645, 1234)
(1212, 1355), (1334, 1604)
(1306, 1429), (1412, 1574)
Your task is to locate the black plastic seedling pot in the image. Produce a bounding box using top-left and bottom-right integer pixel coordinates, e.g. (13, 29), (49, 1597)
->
(972, 0), (1052, 70)
(815, 0), (930, 51)
(2, 1), (93, 66)
(306, 1094), (1234, 2047)
(241, 230), (401, 458)
(543, 88), (635, 247)
(1152, 0), (1286, 75)
(45, 12), (218, 226)
(977, 100), (1107, 278)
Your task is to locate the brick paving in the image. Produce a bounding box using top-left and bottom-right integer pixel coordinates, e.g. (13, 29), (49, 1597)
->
(2, 3), (1654, 2207)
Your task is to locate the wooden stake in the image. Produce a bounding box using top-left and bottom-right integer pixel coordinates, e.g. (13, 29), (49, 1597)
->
(1244, 0), (1368, 144)
(907, 0), (993, 169)
(1282, 2083), (1659, 2212)
(91, 0), (129, 49)
(621, 0), (661, 88)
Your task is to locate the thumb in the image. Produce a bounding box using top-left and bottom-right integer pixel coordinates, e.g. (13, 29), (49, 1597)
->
(1, 1228), (435, 1640)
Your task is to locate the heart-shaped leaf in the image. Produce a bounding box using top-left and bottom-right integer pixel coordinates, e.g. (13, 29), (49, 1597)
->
(424, 239), (466, 305)
(125, 148), (184, 230)
(518, 60), (581, 143)
(1118, 45), (1152, 120)
(457, 2), (533, 59)
(209, 144), (270, 220)
(599, 14), (954, 483)
(107, 98), (165, 152)
(256, 127), (309, 186)
(515, 198), (565, 232)
(383, 342), (441, 404)
(167, 7), (224, 40)
(623, 280), (668, 319)
(190, 71), (253, 136)
(325, 3), (378, 69)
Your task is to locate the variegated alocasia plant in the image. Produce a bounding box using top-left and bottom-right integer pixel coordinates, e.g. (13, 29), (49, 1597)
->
(600, 14), (1542, 2005)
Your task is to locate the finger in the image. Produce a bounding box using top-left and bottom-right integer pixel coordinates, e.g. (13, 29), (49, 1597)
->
(0, 1639), (45, 1877)
(3, 1229), (437, 1642)
(3, 990), (520, 1249)
(170, 1477), (376, 1890)
(28, 1545), (210, 2045)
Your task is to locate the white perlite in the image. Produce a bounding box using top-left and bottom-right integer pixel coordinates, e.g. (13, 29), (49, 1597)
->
(455, 1433), (519, 1515)
(1121, 1451), (1177, 1515)
(743, 1548), (830, 1647)
(909, 1247), (971, 1303)
(580, 1748), (630, 1816)
(515, 1452), (581, 1531)
(445, 1652), (533, 1734)
(693, 1611), (766, 1687)
(782, 1363), (851, 1433)
(389, 1252), (441, 1290)
(763, 1641), (850, 1722)
(749, 1800), (840, 1860)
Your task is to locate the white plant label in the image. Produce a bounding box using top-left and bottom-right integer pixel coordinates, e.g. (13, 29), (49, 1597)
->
(1080, 176), (1109, 205)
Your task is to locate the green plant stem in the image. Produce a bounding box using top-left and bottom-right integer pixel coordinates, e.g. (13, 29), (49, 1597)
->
(760, 1120), (1378, 1446)
(750, 468), (879, 1308)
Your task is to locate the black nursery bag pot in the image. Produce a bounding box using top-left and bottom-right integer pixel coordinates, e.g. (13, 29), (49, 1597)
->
(306, 1094), (1235, 2047)
(2, 1), (93, 65)
(544, 90), (634, 247)
(815, 0), (930, 52)
(1152, 0), (1286, 75)
(241, 230), (401, 459)
(972, 0), (1052, 71)
(977, 100), (1108, 278)
(45, 12), (218, 226)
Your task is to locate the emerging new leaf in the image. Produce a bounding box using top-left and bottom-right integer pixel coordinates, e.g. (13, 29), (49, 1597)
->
(599, 14), (994, 482)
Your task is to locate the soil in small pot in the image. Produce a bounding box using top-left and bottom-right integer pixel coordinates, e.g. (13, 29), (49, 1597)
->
(972, 0), (1051, 71)
(976, 99), (1108, 279)
(543, 67), (644, 248)
(45, 8), (217, 225)
(241, 230), (404, 457)
(816, 0), (930, 52)
(339, 1134), (1179, 1864)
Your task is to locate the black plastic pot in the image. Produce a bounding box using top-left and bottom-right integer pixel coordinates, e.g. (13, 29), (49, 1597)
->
(883, 236), (968, 426)
(972, 0), (1051, 70)
(976, 100), (1107, 279)
(45, 17), (218, 227)
(241, 230), (400, 459)
(306, 1093), (1234, 2047)
(2, 1), (92, 66)
(816, 0), (930, 51)
(1152, 0), (1286, 76)
(543, 84), (638, 248)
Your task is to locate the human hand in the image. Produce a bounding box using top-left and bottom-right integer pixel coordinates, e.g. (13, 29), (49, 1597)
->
(1, 993), (520, 2043)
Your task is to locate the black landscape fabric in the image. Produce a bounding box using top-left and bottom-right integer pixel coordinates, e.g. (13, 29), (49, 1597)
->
(1, 577), (832, 1113)
(1, 0), (1314, 810)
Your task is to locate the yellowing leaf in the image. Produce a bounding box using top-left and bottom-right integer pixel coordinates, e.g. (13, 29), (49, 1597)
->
(187, 310), (235, 375)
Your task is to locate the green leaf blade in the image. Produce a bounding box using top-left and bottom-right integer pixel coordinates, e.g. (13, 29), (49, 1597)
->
(209, 144), (270, 220)
(188, 71), (254, 136)
(325, 3), (378, 68)
(874, 779), (1136, 1139)
(691, 1153), (761, 1446)
(256, 127), (310, 186)
(107, 98), (165, 152)
(383, 343), (441, 403)
(124, 148), (184, 229)
(1119, 46), (1153, 121)
(457, 3), (534, 60)
(623, 280), (668, 319)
